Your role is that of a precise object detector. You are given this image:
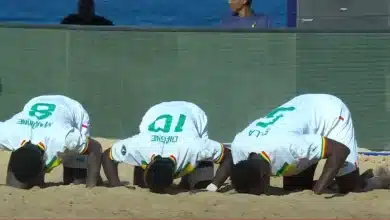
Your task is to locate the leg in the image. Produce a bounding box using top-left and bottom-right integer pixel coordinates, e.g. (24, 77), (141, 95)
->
(63, 167), (102, 185)
(63, 166), (75, 185)
(85, 138), (103, 186)
(71, 167), (88, 184)
(180, 161), (215, 190)
(133, 166), (147, 188)
(283, 163), (318, 191)
(62, 156), (88, 185)
(179, 174), (190, 190)
(63, 138), (103, 185)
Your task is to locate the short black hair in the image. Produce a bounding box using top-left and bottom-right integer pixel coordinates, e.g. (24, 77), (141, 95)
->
(144, 156), (175, 193)
(9, 142), (44, 183)
(231, 158), (269, 194)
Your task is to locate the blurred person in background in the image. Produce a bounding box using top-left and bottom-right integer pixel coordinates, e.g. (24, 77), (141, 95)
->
(221, 0), (270, 28)
(61, 0), (113, 26)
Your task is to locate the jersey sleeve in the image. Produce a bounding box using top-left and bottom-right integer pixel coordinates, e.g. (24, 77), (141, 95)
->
(192, 106), (209, 139)
(290, 134), (327, 161)
(64, 128), (89, 154)
(73, 103), (91, 137)
(196, 138), (225, 164)
(80, 110), (90, 137)
(108, 136), (143, 166)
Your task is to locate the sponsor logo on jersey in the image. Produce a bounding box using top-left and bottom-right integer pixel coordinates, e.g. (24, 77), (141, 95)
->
(121, 145), (127, 156)
(248, 127), (271, 137)
(151, 135), (178, 144)
(16, 119), (53, 129)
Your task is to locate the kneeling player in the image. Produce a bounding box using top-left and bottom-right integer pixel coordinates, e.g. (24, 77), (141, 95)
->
(0, 95), (102, 189)
(102, 101), (231, 193)
(228, 94), (364, 195)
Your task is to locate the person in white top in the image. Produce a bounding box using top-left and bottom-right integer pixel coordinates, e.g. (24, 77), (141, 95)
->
(102, 101), (231, 193)
(139, 101), (209, 139)
(219, 94), (367, 195)
(0, 95), (102, 189)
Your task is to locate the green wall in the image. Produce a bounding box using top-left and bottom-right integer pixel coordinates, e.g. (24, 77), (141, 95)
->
(0, 25), (389, 150)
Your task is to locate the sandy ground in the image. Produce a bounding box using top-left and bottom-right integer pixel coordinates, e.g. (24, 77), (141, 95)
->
(0, 137), (390, 219)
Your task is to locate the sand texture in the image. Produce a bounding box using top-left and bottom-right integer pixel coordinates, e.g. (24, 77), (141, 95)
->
(0, 137), (389, 219)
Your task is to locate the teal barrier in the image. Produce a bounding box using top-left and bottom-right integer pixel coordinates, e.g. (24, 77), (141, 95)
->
(0, 24), (389, 150)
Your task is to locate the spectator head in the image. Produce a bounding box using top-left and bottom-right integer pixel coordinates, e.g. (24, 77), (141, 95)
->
(229, 0), (252, 13)
(78, 0), (95, 18)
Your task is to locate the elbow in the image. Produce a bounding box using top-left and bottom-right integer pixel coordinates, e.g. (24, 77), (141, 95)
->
(218, 150), (234, 171)
(341, 145), (350, 158)
(335, 143), (350, 160)
(102, 149), (111, 162)
(223, 150), (233, 163)
(326, 138), (350, 159)
(102, 148), (118, 165)
(216, 147), (232, 164)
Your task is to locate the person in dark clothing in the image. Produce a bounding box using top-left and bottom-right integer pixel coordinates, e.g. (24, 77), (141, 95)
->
(61, 0), (113, 26)
(221, 0), (270, 28)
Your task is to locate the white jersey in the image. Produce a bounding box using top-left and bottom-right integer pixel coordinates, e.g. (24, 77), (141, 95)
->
(139, 101), (209, 144)
(232, 94), (358, 176)
(109, 133), (224, 178)
(0, 95), (91, 172)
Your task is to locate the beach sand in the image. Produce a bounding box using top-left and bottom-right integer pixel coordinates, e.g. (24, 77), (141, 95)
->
(0, 137), (389, 219)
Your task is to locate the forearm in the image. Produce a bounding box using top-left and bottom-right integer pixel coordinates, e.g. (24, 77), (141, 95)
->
(212, 150), (233, 188)
(85, 140), (102, 188)
(102, 149), (121, 187)
(313, 156), (342, 193)
(313, 143), (349, 194)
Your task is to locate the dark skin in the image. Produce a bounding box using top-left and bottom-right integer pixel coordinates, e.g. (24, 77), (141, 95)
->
(312, 138), (353, 194)
(102, 149), (121, 187)
(213, 151), (270, 195)
(63, 138), (104, 187)
(283, 164), (362, 194)
(84, 138), (103, 187)
(226, 137), (359, 195)
(271, 137), (356, 195)
(7, 138), (103, 189)
(210, 147), (233, 189)
(102, 145), (233, 189)
(229, 0), (253, 17)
